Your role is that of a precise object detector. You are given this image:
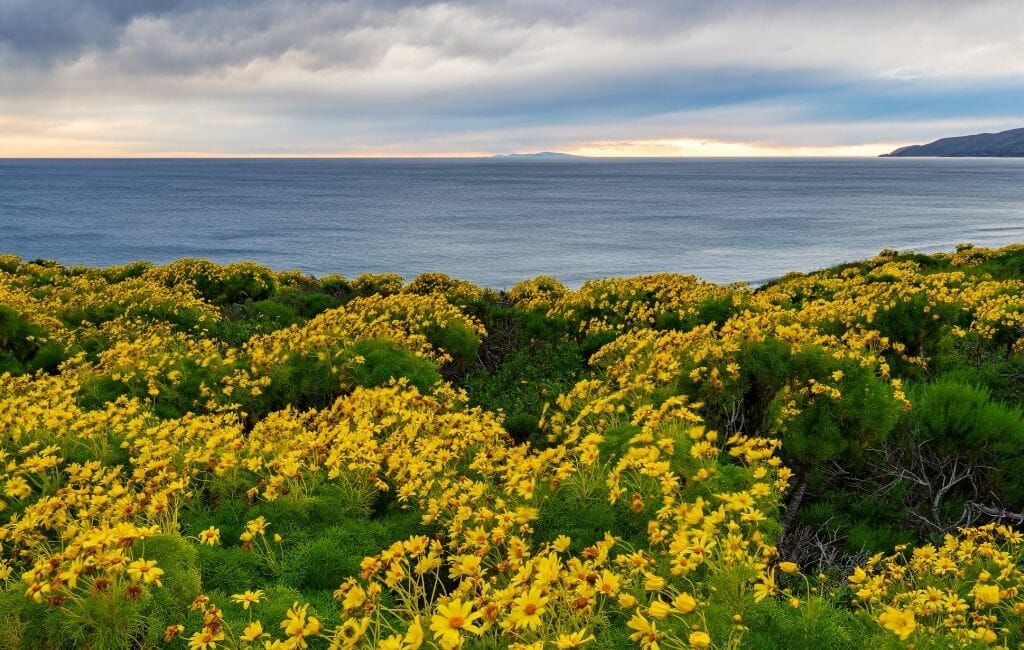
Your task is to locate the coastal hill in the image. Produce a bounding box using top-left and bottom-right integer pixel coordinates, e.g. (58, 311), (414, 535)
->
(489, 151), (583, 160)
(882, 127), (1024, 157)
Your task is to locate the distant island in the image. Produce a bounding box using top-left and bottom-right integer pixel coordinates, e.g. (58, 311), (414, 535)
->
(489, 151), (583, 160)
(882, 127), (1024, 157)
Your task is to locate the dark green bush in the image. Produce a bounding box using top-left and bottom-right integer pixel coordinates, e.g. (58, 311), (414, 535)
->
(318, 274), (353, 301)
(464, 340), (586, 443)
(0, 304), (42, 357)
(424, 321), (481, 371)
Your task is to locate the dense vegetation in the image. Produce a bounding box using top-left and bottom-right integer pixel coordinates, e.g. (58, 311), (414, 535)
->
(1, 243), (1024, 649)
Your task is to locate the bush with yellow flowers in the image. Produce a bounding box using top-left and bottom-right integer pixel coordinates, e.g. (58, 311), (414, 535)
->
(849, 524), (1024, 647)
(1, 246), (1024, 649)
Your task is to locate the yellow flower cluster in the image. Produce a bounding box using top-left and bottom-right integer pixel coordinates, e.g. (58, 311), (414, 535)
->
(850, 524), (1024, 646)
(546, 274), (739, 335)
(2, 247), (1024, 648)
(319, 316), (790, 649)
(246, 293), (485, 370)
(507, 276), (568, 312)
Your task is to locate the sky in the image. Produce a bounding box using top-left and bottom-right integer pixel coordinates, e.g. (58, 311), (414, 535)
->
(1, 0), (1023, 157)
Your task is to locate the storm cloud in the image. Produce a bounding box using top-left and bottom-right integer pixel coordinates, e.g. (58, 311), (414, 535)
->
(2, 0), (1023, 155)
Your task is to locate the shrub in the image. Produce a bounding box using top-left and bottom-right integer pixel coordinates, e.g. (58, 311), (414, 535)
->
(283, 522), (393, 591)
(318, 274), (353, 300)
(351, 272), (404, 297)
(340, 339), (442, 394)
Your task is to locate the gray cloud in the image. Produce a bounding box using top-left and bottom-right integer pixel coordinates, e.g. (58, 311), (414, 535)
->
(1, 1), (1023, 155)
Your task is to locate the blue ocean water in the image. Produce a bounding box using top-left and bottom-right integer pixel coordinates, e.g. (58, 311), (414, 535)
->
(1, 157), (1023, 287)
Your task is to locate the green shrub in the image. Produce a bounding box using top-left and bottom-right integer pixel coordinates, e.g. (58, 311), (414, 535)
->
(318, 274), (353, 301)
(198, 546), (270, 594)
(534, 465), (616, 553)
(341, 339), (442, 394)
(906, 378), (1024, 506)
(249, 298), (302, 326)
(133, 534), (202, 641)
(464, 340), (586, 444)
(424, 320), (481, 371)
(283, 522), (393, 591)
(310, 482), (376, 524)
(257, 353), (342, 415)
(0, 304), (61, 373)
(741, 597), (875, 650)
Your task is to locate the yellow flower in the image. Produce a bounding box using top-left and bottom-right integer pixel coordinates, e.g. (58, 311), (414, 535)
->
(281, 601), (322, 643)
(778, 561), (799, 574)
(688, 630), (711, 649)
(378, 635), (403, 650)
(404, 616), (424, 649)
(974, 627), (998, 645)
(877, 606), (916, 640)
(429, 598), (482, 649)
(231, 590), (265, 610)
(511, 588), (549, 630)
(342, 585), (367, 612)
(973, 583), (1001, 606)
(188, 629), (225, 650)
(597, 569), (621, 596)
(240, 621), (265, 642)
(753, 571), (776, 603)
(198, 526), (221, 546)
(648, 599), (672, 620)
(627, 613), (662, 649)
(555, 631), (595, 648)
(673, 592), (697, 614)
(643, 571), (666, 591)
(127, 558), (164, 586)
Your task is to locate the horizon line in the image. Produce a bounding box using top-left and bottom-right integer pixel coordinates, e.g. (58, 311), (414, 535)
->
(0, 153), (893, 160)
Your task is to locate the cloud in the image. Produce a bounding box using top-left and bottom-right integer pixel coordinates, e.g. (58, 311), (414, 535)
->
(1, 1), (1023, 155)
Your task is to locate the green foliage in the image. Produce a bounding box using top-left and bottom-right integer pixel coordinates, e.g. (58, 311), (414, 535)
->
(283, 522), (394, 591)
(534, 465), (617, 553)
(656, 295), (738, 332)
(866, 292), (966, 361)
(341, 339), (442, 394)
(0, 304), (44, 361)
(692, 337), (901, 469)
(906, 378), (1024, 506)
(133, 534), (203, 642)
(424, 320), (481, 371)
(318, 274), (354, 301)
(907, 378), (1024, 453)
(0, 304), (65, 373)
(257, 353), (341, 414)
(465, 340), (586, 443)
(198, 545), (270, 593)
(741, 597), (877, 650)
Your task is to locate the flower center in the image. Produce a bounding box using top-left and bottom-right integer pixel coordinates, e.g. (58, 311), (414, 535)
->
(449, 615), (464, 629)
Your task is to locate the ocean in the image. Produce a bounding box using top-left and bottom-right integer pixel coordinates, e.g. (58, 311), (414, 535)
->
(2, 157), (1023, 288)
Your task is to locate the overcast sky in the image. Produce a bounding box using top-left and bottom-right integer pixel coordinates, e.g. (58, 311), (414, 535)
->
(2, 0), (1023, 156)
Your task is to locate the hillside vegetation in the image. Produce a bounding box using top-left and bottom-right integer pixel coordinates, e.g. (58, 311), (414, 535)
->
(1, 244), (1024, 649)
